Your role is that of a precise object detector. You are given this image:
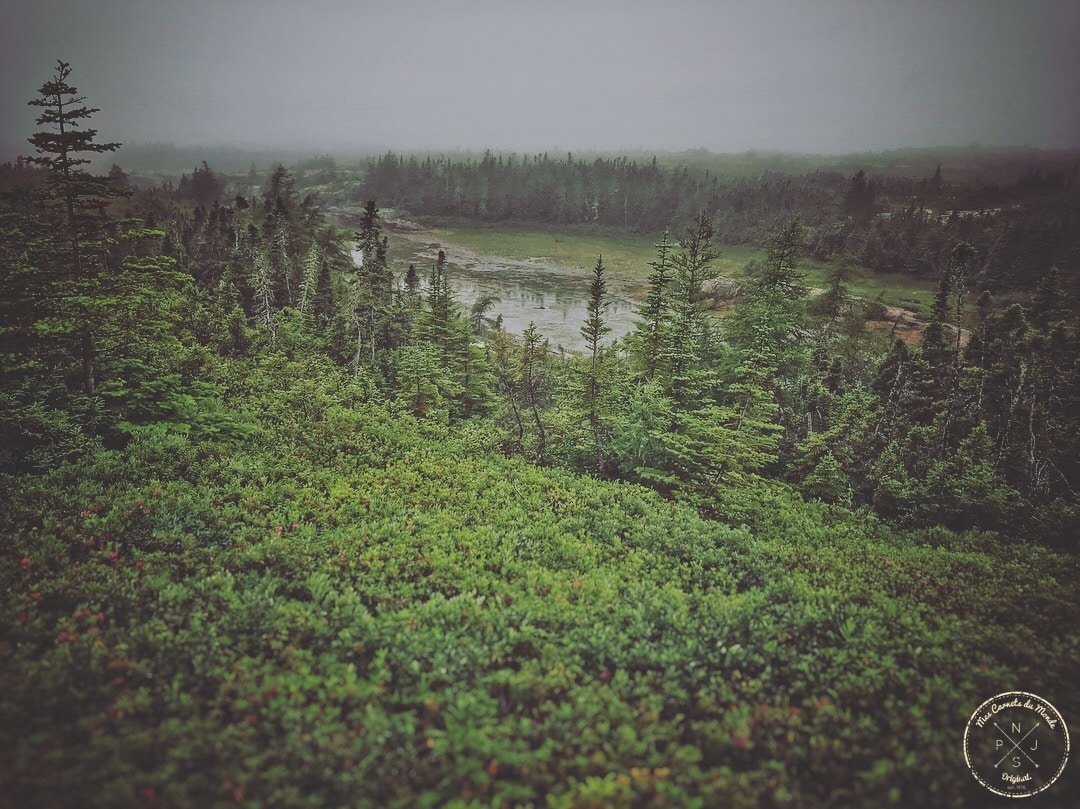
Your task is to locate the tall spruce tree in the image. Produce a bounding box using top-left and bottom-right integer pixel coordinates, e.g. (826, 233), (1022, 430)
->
(580, 255), (611, 472)
(665, 212), (721, 402)
(26, 60), (121, 394)
(352, 200), (394, 363)
(519, 322), (550, 464)
(632, 230), (673, 380)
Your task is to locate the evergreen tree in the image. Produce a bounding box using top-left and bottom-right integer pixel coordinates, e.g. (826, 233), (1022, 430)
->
(403, 263), (421, 310)
(469, 293), (500, 335)
(664, 212), (722, 402)
(424, 250), (456, 356)
(351, 200), (392, 363)
(750, 217), (809, 304)
(671, 211), (720, 310)
(1030, 267), (1068, 329)
(723, 218), (810, 454)
(726, 218), (808, 366)
(297, 244), (321, 321)
(811, 249), (861, 324)
(631, 230), (673, 380)
(918, 241), (973, 443)
(488, 329), (526, 457)
(519, 322), (550, 464)
(580, 255), (612, 473)
(396, 343), (454, 418)
(26, 59), (121, 394)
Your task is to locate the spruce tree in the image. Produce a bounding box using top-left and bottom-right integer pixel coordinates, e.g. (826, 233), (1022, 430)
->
(352, 200), (395, 362)
(632, 230), (673, 380)
(664, 212), (721, 402)
(26, 60), (121, 394)
(671, 211), (720, 310)
(580, 255), (611, 472)
(519, 322), (549, 464)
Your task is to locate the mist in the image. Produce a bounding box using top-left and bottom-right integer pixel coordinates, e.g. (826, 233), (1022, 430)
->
(4, 0), (1079, 159)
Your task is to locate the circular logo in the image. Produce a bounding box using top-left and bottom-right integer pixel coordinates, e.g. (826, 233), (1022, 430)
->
(964, 691), (1070, 798)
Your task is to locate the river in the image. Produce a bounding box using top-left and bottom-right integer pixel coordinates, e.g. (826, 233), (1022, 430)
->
(352, 238), (646, 353)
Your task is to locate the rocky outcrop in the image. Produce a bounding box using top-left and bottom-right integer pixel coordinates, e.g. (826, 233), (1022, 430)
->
(701, 276), (742, 309)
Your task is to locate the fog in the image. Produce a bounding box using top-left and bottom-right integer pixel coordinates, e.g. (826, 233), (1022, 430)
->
(3, 0), (1079, 159)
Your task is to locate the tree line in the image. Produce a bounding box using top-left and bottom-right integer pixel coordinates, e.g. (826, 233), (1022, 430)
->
(358, 151), (1080, 300)
(3, 62), (1078, 545)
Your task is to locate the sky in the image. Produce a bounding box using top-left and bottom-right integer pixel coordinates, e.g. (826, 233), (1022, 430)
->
(3, 0), (1079, 158)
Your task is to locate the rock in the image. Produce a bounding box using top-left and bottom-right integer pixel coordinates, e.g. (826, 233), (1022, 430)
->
(701, 276), (742, 309)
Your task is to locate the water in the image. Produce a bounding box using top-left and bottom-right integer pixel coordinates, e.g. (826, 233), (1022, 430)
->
(357, 244), (646, 353)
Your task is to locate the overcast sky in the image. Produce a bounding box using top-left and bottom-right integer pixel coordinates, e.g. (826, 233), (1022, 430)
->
(3, 0), (1079, 157)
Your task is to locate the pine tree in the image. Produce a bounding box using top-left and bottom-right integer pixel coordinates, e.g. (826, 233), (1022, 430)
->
(664, 212), (721, 402)
(580, 255), (611, 472)
(250, 249), (276, 344)
(918, 241), (973, 445)
(723, 217), (811, 450)
(403, 263), (421, 310)
(26, 60), (121, 394)
(488, 330), (525, 456)
(1031, 267), (1068, 329)
(297, 244), (321, 320)
(352, 200), (394, 362)
(812, 249), (861, 323)
(671, 211), (720, 310)
(751, 217), (808, 304)
(519, 322), (550, 464)
(425, 250), (456, 355)
(469, 294), (500, 335)
(631, 230), (673, 380)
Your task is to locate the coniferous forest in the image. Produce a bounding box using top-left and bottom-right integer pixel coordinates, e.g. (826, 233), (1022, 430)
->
(2, 61), (1079, 807)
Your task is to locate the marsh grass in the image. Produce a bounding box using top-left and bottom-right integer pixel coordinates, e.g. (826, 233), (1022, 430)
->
(389, 222), (939, 312)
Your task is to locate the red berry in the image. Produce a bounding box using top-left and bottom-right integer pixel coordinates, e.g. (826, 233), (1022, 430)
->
(135, 560), (144, 569)
(108, 551), (119, 559)
(31, 592), (41, 600)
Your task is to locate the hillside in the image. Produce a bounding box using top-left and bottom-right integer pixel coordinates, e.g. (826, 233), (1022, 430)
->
(4, 351), (1079, 807)
(4, 62), (1080, 807)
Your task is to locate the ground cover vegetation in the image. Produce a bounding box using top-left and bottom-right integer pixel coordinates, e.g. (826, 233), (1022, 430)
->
(2, 62), (1079, 807)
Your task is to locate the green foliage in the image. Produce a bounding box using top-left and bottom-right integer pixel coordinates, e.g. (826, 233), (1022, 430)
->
(628, 230), (674, 380)
(3, 385), (1078, 807)
(4, 75), (1080, 807)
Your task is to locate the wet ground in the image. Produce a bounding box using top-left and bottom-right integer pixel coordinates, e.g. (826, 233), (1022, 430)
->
(379, 228), (647, 353)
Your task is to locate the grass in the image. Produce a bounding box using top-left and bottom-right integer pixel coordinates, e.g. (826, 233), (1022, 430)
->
(427, 224), (665, 279)
(391, 221), (940, 313)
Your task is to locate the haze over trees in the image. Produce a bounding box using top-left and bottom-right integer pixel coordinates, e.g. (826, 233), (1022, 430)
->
(2, 61), (1079, 807)
(359, 150), (1080, 299)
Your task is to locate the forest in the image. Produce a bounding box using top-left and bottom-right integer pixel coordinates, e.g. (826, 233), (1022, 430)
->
(2, 61), (1079, 807)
